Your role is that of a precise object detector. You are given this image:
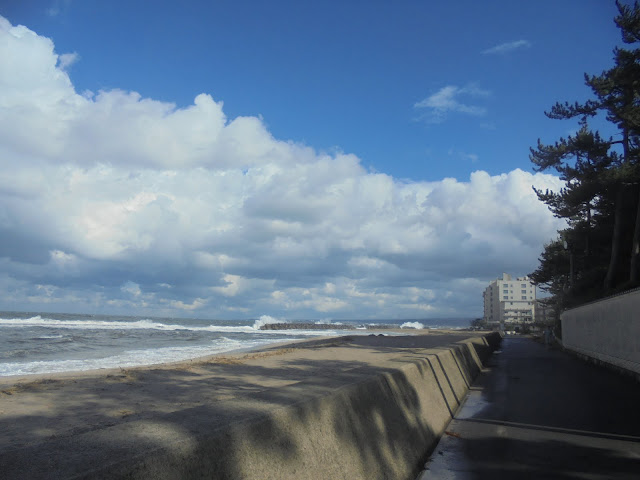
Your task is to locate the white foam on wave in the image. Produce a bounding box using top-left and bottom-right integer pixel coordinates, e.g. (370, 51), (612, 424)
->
(314, 319), (343, 325)
(0, 336), (282, 377)
(0, 315), (431, 339)
(0, 315), (193, 331)
(400, 321), (425, 329)
(251, 315), (285, 330)
(0, 315), (274, 334)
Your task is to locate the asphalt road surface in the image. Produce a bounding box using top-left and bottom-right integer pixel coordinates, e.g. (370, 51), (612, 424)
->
(421, 336), (640, 480)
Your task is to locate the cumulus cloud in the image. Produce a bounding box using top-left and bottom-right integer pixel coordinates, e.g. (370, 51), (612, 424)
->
(121, 281), (142, 297)
(482, 39), (531, 55)
(0, 17), (565, 319)
(57, 52), (78, 70)
(414, 84), (490, 123)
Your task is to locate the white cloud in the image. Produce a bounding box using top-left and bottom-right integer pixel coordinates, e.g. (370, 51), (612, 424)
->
(0, 17), (565, 319)
(414, 84), (490, 123)
(57, 52), (78, 70)
(482, 39), (531, 55)
(167, 298), (207, 311)
(121, 281), (142, 297)
(448, 148), (479, 164)
(47, 0), (72, 17)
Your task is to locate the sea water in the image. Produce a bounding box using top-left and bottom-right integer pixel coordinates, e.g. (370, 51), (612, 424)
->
(0, 311), (471, 377)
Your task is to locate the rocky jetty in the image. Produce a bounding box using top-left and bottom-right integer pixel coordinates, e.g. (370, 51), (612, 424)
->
(259, 322), (396, 330)
(259, 323), (353, 330)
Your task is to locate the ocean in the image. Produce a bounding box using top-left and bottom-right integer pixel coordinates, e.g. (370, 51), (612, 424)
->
(0, 311), (472, 377)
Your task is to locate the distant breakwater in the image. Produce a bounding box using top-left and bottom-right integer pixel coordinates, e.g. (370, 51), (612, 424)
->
(259, 323), (395, 331)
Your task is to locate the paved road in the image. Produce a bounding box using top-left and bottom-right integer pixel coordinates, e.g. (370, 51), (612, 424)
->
(420, 336), (640, 479)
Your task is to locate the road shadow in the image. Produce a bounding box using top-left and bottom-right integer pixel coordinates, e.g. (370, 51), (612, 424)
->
(454, 430), (640, 479)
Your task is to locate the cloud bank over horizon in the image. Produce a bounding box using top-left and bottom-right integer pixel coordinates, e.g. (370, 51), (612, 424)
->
(0, 17), (565, 319)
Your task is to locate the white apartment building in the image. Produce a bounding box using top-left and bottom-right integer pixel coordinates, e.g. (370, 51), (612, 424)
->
(483, 273), (536, 328)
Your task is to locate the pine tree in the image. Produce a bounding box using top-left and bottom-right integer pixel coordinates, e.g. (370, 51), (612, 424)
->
(530, 1), (640, 300)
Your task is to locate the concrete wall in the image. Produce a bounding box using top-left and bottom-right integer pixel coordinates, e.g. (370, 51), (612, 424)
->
(561, 288), (640, 376)
(12, 333), (500, 480)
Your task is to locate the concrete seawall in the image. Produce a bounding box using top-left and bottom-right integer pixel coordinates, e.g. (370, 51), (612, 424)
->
(0, 332), (501, 479)
(561, 288), (640, 378)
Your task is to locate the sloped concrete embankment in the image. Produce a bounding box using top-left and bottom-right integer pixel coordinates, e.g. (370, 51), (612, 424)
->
(6, 333), (501, 480)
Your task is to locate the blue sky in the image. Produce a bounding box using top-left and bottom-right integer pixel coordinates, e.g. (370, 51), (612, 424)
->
(0, 1), (626, 319)
(4, 0), (623, 180)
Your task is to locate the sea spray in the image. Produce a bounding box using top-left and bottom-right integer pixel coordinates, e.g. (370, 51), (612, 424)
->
(400, 321), (425, 329)
(251, 315), (286, 330)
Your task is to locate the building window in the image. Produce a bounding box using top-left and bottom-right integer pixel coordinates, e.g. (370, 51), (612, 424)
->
(521, 290), (527, 294)
(504, 296), (508, 300)
(522, 296), (527, 300)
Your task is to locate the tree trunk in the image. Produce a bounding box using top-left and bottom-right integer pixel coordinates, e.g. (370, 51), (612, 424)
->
(604, 185), (625, 290)
(585, 204), (591, 257)
(630, 186), (640, 283)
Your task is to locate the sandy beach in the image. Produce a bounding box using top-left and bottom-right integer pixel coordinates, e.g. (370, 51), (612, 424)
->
(0, 329), (497, 479)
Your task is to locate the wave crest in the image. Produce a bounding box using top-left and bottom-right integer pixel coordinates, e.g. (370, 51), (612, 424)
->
(400, 321), (424, 329)
(251, 315), (285, 330)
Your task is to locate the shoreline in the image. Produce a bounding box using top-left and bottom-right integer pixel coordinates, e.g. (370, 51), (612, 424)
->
(0, 331), (345, 385)
(0, 326), (473, 382)
(0, 328), (475, 386)
(0, 330), (500, 479)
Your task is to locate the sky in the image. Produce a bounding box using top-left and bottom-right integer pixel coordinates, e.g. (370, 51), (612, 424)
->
(0, 1), (626, 320)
